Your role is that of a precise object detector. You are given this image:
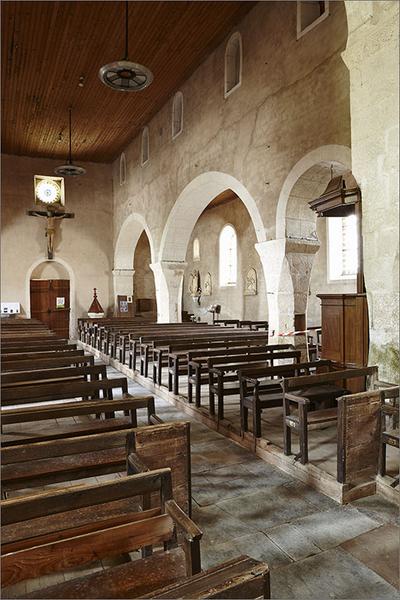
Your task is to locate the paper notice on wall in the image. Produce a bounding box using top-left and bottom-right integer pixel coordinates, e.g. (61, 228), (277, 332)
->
(56, 297), (65, 309)
(119, 300), (129, 313)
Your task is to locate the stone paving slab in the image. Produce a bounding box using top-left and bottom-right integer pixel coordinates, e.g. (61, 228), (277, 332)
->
(350, 494), (400, 525)
(271, 547), (399, 599)
(200, 530), (292, 571)
(341, 524), (399, 589)
(267, 506), (381, 552)
(215, 484), (319, 530)
(265, 522), (322, 562)
(192, 503), (252, 545)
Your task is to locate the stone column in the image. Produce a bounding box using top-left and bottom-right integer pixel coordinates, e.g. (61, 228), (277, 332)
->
(255, 239), (286, 339)
(342, 1), (399, 382)
(150, 261), (187, 323)
(112, 269), (135, 311)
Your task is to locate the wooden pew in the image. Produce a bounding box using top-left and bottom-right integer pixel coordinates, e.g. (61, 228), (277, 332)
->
(1, 376), (132, 407)
(1, 395), (157, 446)
(127, 421), (191, 516)
(1, 363), (108, 388)
(239, 360), (332, 439)
(143, 556), (270, 599)
(140, 330), (271, 379)
(1, 469), (203, 598)
(165, 336), (273, 394)
(281, 366), (379, 464)
(208, 350), (302, 420)
(1, 353), (93, 372)
(153, 337), (271, 386)
(2, 422), (192, 515)
(188, 345), (294, 408)
(378, 386), (399, 486)
(1, 342), (76, 354)
(2, 349), (85, 364)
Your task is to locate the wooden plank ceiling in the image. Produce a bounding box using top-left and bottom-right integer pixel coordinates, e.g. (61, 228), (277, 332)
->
(1, 1), (256, 163)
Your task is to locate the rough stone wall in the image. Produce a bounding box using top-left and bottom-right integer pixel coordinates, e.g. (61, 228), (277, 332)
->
(183, 198), (268, 322)
(1, 154), (113, 334)
(112, 1), (350, 257)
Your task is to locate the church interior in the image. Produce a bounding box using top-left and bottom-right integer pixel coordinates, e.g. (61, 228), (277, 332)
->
(1, 1), (399, 598)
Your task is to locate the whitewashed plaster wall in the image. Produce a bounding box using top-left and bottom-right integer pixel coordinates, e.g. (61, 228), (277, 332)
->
(342, 0), (399, 382)
(1, 154), (113, 335)
(112, 0), (350, 263)
(183, 199), (268, 322)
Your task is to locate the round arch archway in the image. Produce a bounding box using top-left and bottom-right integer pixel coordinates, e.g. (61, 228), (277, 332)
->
(155, 172), (268, 322)
(113, 212), (156, 313)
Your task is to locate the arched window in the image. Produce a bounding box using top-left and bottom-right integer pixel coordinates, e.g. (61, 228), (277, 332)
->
(172, 91), (183, 139)
(219, 224), (237, 286)
(193, 238), (200, 262)
(119, 152), (126, 185)
(141, 126), (149, 165)
(224, 32), (242, 97)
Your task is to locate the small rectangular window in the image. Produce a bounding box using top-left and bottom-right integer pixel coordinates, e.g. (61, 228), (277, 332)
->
(327, 215), (358, 281)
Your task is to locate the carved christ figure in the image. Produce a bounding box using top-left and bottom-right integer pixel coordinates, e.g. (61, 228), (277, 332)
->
(27, 208), (74, 259)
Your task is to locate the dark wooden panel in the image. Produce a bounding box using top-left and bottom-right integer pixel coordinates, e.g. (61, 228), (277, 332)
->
(1, 1), (256, 162)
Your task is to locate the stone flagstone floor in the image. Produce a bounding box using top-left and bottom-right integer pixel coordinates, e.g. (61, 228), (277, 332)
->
(107, 365), (399, 600)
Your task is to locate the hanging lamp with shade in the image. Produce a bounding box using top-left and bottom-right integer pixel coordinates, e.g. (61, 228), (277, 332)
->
(54, 108), (86, 177)
(98, 0), (153, 92)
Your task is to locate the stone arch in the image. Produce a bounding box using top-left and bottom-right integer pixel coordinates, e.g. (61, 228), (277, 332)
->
(276, 145), (352, 239)
(268, 145), (352, 338)
(26, 256), (76, 337)
(113, 212), (156, 310)
(156, 172), (267, 322)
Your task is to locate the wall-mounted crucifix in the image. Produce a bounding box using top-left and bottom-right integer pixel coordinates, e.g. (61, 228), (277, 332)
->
(27, 207), (75, 259)
(27, 174), (74, 259)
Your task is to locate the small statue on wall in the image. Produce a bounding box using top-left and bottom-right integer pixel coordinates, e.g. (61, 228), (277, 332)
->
(203, 272), (212, 296)
(244, 267), (257, 296)
(188, 270), (201, 297)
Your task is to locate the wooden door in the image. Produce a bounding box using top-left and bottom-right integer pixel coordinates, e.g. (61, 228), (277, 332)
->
(30, 279), (70, 338)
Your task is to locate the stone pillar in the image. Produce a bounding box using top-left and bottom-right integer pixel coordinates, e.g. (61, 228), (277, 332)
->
(112, 269), (134, 311)
(150, 261), (187, 323)
(255, 239), (286, 339)
(342, 1), (399, 382)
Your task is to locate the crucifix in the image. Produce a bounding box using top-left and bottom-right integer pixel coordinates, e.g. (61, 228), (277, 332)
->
(27, 207), (75, 259)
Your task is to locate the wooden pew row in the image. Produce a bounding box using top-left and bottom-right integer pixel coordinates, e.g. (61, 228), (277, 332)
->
(1, 353), (94, 373)
(153, 337), (270, 386)
(188, 348), (298, 411)
(208, 350), (301, 420)
(282, 366), (379, 464)
(137, 330), (272, 377)
(1, 469), (203, 598)
(1, 364), (108, 388)
(1, 395), (157, 447)
(1, 342), (76, 354)
(2, 421), (191, 516)
(1, 377), (133, 407)
(239, 360), (333, 439)
(2, 349), (85, 364)
(168, 342), (291, 398)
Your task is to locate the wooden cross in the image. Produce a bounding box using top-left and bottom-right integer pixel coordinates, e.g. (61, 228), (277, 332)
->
(27, 208), (75, 259)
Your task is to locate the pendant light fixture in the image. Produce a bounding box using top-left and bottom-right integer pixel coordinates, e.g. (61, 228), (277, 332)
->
(54, 108), (86, 177)
(99, 0), (153, 92)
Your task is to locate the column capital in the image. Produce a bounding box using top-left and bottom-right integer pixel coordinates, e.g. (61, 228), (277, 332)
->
(150, 260), (187, 275)
(112, 268), (135, 277)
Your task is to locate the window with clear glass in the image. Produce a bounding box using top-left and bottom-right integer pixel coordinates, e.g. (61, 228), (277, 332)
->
(193, 238), (200, 262)
(327, 214), (358, 281)
(219, 224), (237, 286)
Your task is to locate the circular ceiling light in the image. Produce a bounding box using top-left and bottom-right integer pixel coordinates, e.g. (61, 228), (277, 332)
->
(99, 60), (153, 92)
(54, 108), (86, 177)
(99, 1), (153, 92)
